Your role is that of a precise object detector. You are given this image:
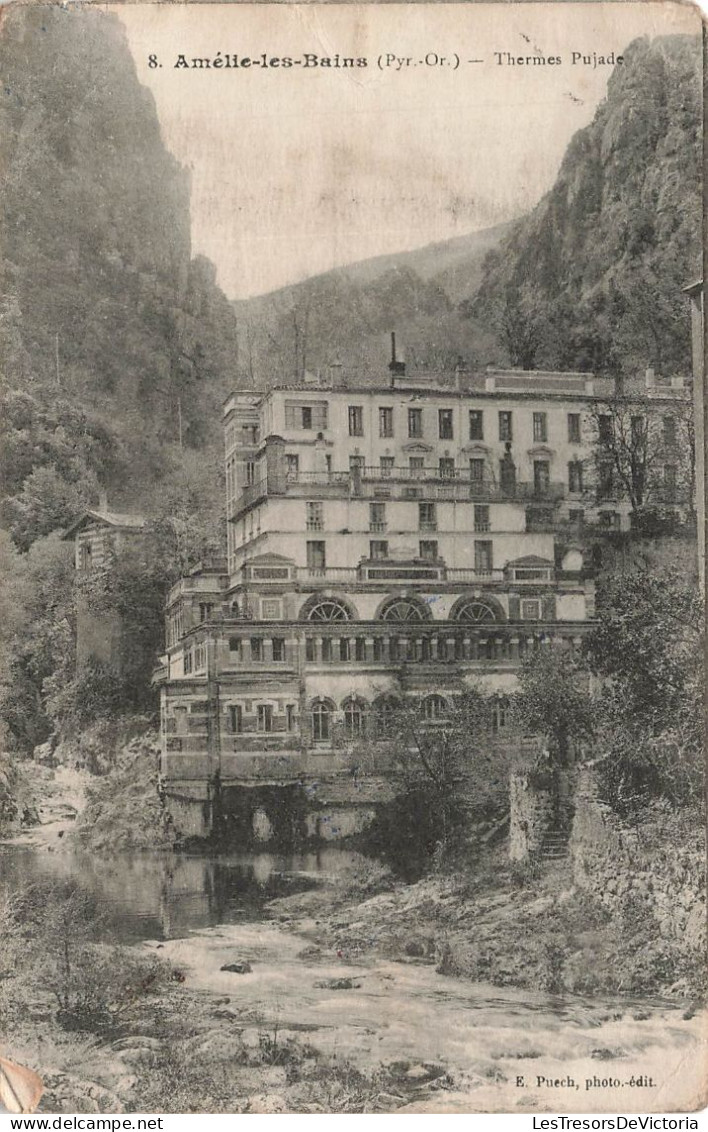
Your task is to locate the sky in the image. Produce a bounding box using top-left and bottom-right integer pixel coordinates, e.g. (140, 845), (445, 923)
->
(114, 3), (700, 301)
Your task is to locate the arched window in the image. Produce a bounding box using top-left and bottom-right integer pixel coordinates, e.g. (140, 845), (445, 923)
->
(373, 694), (400, 737)
(230, 600), (240, 616)
(310, 699), (334, 742)
(303, 598), (353, 622)
(451, 597), (503, 623)
(342, 697), (367, 739)
(379, 596), (431, 622)
(422, 693), (449, 721)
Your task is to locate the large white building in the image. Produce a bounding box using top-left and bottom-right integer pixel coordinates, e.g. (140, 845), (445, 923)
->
(157, 359), (691, 840)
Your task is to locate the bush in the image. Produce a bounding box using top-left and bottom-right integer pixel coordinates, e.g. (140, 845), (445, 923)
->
(5, 879), (171, 1033)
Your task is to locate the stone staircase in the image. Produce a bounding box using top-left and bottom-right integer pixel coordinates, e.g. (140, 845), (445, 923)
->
(539, 826), (571, 860)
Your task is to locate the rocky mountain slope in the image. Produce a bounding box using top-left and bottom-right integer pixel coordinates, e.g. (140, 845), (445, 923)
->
(0, 5), (239, 541)
(470, 35), (702, 377)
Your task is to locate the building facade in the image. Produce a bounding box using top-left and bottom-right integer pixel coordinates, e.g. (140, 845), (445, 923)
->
(157, 363), (691, 841)
(64, 495), (146, 670)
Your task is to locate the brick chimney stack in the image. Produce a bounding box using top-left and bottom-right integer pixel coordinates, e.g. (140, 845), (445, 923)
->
(388, 332), (406, 385)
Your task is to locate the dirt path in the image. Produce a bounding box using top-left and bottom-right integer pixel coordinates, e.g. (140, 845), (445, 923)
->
(153, 919), (707, 1113)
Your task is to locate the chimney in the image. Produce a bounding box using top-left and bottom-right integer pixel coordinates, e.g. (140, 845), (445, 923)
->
(388, 332), (406, 384)
(645, 366), (656, 389)
(98, 489), (109, 513)
(330, 356), (344, 388)
(454, 355), (467, 392)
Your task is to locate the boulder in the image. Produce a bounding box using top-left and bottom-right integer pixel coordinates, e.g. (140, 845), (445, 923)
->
(220, 961), (252, 974)
(313, 977), (361, 990)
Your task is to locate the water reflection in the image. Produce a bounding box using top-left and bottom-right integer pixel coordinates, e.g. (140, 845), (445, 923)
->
(0, 845), (365, 943)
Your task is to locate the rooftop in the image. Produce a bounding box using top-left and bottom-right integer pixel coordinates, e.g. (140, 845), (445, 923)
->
(62, 509), (146, 540)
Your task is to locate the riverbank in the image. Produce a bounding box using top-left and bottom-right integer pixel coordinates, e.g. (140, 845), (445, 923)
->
(265, 850), (707, 1002)
(2, 767), (705, 1114)
(5, 893), (705, 1115)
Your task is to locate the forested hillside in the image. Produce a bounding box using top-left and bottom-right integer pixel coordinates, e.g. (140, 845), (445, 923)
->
(235, 227), (508, 385)
(0, 4), (239, 548)
(470, 35), (701, 376)
(0, 5), (238, 758)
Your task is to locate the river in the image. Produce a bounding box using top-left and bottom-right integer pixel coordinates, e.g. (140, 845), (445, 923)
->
(1, 836), (705, 1113)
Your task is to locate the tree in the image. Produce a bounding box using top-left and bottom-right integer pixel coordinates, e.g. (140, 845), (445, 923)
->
(360, 686), (507, 865)
(497, 286), (545, 370)
(515, 647), (594, 766)
(583, 569), (703, 811)
(584, 393), (694, 522)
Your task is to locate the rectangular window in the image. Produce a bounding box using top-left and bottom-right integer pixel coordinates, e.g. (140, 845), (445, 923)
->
(349, 454), (365, 475)
(664, 416), (677, 446)
(474, 540), (493, 574)
(321, 638), (332, 662)
(469, 410), (484, 440)
(245, 461), (256, 486)
(380, 456), (395, 478)
(631, 415), (644, 444)
(533, 412), (548, 443)
(409, 456), (425, 478)
(285, 402), (327, 430)
(257, 705), (273, 733)
(534, 460), (550, 495)
(598, 460), (614, 501)
(569, 508), (584, 526)
(438, 409), (454, 439)
(339, 638), (351, 662)
(568, 413), (581, 444)
(419, 540), (438, 560)
(228, 637), (242, 656)
(250, 638), (263, 662)
(439, 457), (455, 479)
(369, 540), (389, 560)
(469, 458), (485, 483)
(373, 638), (384, 662)
(498, 411), (513, 442)
(306, 541), (326, 572)
(183, 650), (193, 675)
(369, 502), (386, 532)
(305, 638), (316, 662)
(568, 461), (583, 494)
(419, 502), (437, 531)
(286, 704), (296, 732)
(285, 454), (299, 481)
(521, 599), (542, 621)
(272, 638), (285, 662)
(261, 599), (282, 620)
(408, 408), (423, 438)
(228, 705), (242, 733)
(379, 407), (394, 437)
(306, 501), (323, 531)
(199, 603), (213, 623)
(348, 405), (364, 436)
(474, 504), (490, 532)
(355, 637), (366, 661)
(598, 414), (613, 443)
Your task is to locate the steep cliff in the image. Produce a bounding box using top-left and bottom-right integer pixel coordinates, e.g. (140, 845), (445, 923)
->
(471, 35), (702, 377)
(0, 5), (239, 541)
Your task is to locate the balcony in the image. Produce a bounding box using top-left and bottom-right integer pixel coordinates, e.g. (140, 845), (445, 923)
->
(232, 467), (567, 516)
(369, 521), (388, 533)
